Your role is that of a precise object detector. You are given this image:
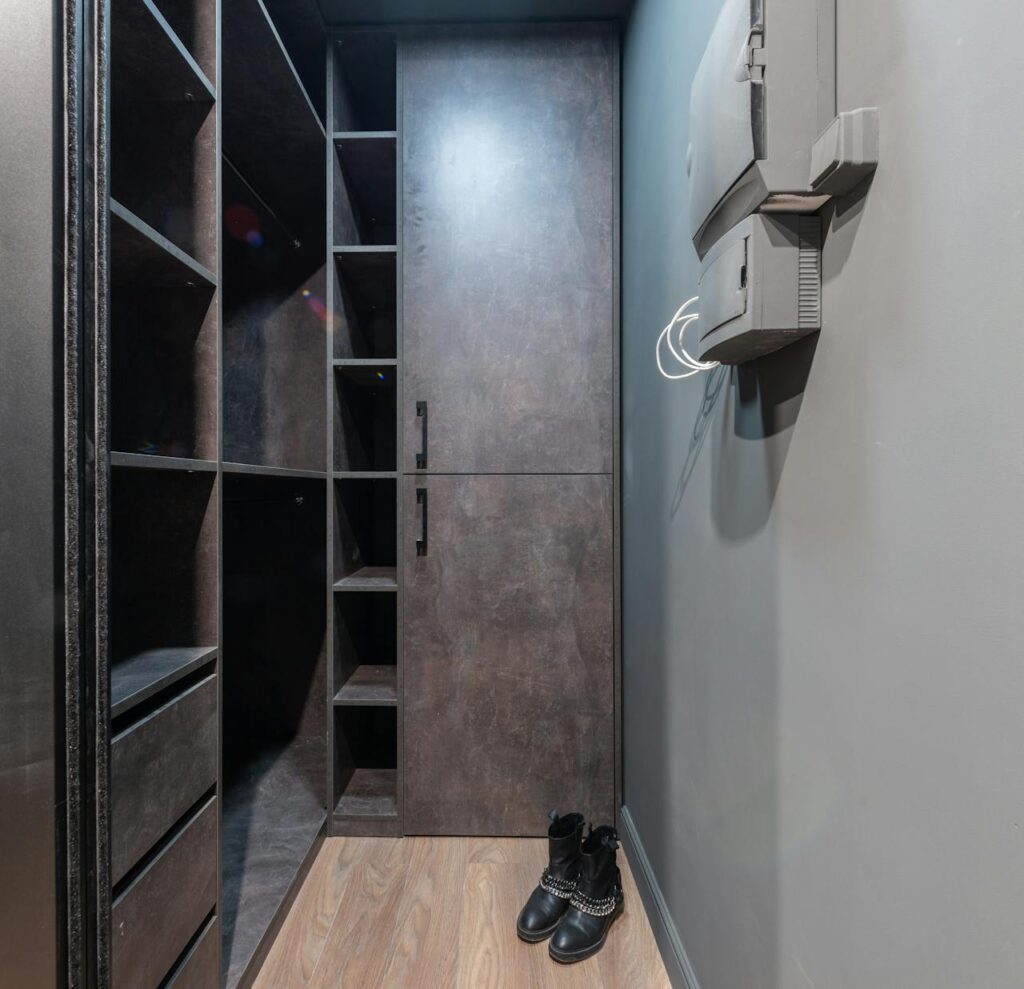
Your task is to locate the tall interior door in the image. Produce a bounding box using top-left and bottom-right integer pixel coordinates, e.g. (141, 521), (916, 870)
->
(401, 26), (617, 835)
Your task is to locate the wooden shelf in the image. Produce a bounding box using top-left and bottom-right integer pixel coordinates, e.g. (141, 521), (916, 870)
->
(332, 131), (397, 141)
(110, 451), (217, 473)
(112, 0), (215, 105)
(222, 0), (325, 252)
(334, 665), (397, 707)
(223, 462), (327, 480)
(333, 567), (397, 592)
(333, 245), (397, 255)
(110, 199), (217, 289)
(333, 768), (397, 821)
(111, 646), (218, 719)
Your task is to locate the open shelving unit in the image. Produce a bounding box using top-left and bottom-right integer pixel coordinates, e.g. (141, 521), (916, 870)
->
(111, 0), (218, 271)
(106, 2), (222, 987)
(328, 31), (402, 838)
(219, 1), (329, 986)
(103, 6), (403, 985)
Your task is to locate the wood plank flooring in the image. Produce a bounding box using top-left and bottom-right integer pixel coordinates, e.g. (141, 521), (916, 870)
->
(254, 836), (670, 989)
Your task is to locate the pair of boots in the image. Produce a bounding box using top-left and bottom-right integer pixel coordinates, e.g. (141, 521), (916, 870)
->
(516, 810), (624, 964)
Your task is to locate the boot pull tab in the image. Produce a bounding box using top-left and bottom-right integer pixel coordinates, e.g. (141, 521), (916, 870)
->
(548, 809), (559, 825)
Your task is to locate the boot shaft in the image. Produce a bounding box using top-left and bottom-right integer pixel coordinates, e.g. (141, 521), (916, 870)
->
(547, 810), (585, 878)
(577, 824), (619, 893)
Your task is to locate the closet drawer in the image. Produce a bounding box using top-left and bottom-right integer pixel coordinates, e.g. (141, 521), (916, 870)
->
(111, 673), (218, 884)
(165, 915), (219, 989)
(112, 797), (218, 989)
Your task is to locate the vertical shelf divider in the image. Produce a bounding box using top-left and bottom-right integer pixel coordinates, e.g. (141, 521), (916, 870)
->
(325, 25), (336, 839)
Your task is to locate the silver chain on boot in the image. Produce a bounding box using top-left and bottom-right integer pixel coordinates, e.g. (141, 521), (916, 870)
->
(539, 868), (576, 900)
(569, 885), (620, 917)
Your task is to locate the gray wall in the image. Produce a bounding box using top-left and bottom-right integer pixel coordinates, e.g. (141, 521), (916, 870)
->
(0, 1), (61, 985)
(621, 1), (1024, 987)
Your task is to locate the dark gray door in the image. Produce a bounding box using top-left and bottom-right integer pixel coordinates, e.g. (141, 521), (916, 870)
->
(401, 28), (616, 475)
(403, 475), (614, 835)
(1, 0), (64, 981)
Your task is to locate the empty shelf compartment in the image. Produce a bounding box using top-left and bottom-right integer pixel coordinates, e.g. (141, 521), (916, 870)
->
(111, 0), (217, 270)
(113, 0), (215, 105)
(222, 163), (326, 474)
(333, 363), (397, 472)
(222, 0), (324, 254)
(110, 469), (218, 667)
(111, 200), (217, 289)
(333, 133), (397, 246)
(333, 705), (398, 822)
(333, 249), (396, 360)
(333, 34), (397, 132)
(110, 216), (218, 461)
(334, 593), (396, 702)
(333, 768), (397, 820)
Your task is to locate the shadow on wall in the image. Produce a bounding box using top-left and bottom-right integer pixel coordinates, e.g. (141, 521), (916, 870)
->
(712, 334), (819, 541)
(671, 362), (728, 518)
(670, 333), (819, 540)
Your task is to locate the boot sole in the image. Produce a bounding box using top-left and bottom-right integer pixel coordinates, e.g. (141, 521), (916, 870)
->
(516, 920), (561, 943)
(547, 902), (624, 964)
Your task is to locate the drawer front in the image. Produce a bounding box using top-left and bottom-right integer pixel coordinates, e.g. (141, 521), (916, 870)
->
(165, 916), (219, 989)
(111, 674), (218, 884)
(112, 797), (218, 989)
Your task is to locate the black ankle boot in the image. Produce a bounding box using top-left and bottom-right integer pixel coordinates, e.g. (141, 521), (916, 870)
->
(548, 824), (624, 963)
(516, 810), (585, 942)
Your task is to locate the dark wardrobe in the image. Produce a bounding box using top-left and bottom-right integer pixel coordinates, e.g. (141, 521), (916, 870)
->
(44, 3), (619, 987)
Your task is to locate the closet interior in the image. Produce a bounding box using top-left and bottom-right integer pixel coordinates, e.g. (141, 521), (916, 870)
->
(101, 4), (614, 986)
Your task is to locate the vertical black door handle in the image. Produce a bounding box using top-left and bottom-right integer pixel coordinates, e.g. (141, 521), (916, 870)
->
(415, 487), (428, 556)
(416, 401), (428, 469)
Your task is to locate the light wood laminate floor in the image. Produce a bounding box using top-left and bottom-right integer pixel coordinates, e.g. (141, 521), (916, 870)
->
(254, 836), (671, 988)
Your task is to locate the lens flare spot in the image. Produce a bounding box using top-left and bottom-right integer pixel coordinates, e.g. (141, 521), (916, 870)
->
(225, 203), (262, 247)
(301, 287), (328, 323)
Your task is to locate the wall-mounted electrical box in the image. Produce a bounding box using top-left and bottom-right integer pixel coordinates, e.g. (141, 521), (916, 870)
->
(687, 0), (837, 259)
(695, 214), (821, 365)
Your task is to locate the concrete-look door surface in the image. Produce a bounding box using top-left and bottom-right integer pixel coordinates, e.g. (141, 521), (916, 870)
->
(401, 27), (616, 475)
(403, 474), (614, 834)
(399, 27), (617, 835)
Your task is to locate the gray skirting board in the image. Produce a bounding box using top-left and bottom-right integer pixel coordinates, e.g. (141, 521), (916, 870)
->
(619, 805), (701, 989)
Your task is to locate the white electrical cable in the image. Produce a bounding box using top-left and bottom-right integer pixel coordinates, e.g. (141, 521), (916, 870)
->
(656, 296), (720, 380)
